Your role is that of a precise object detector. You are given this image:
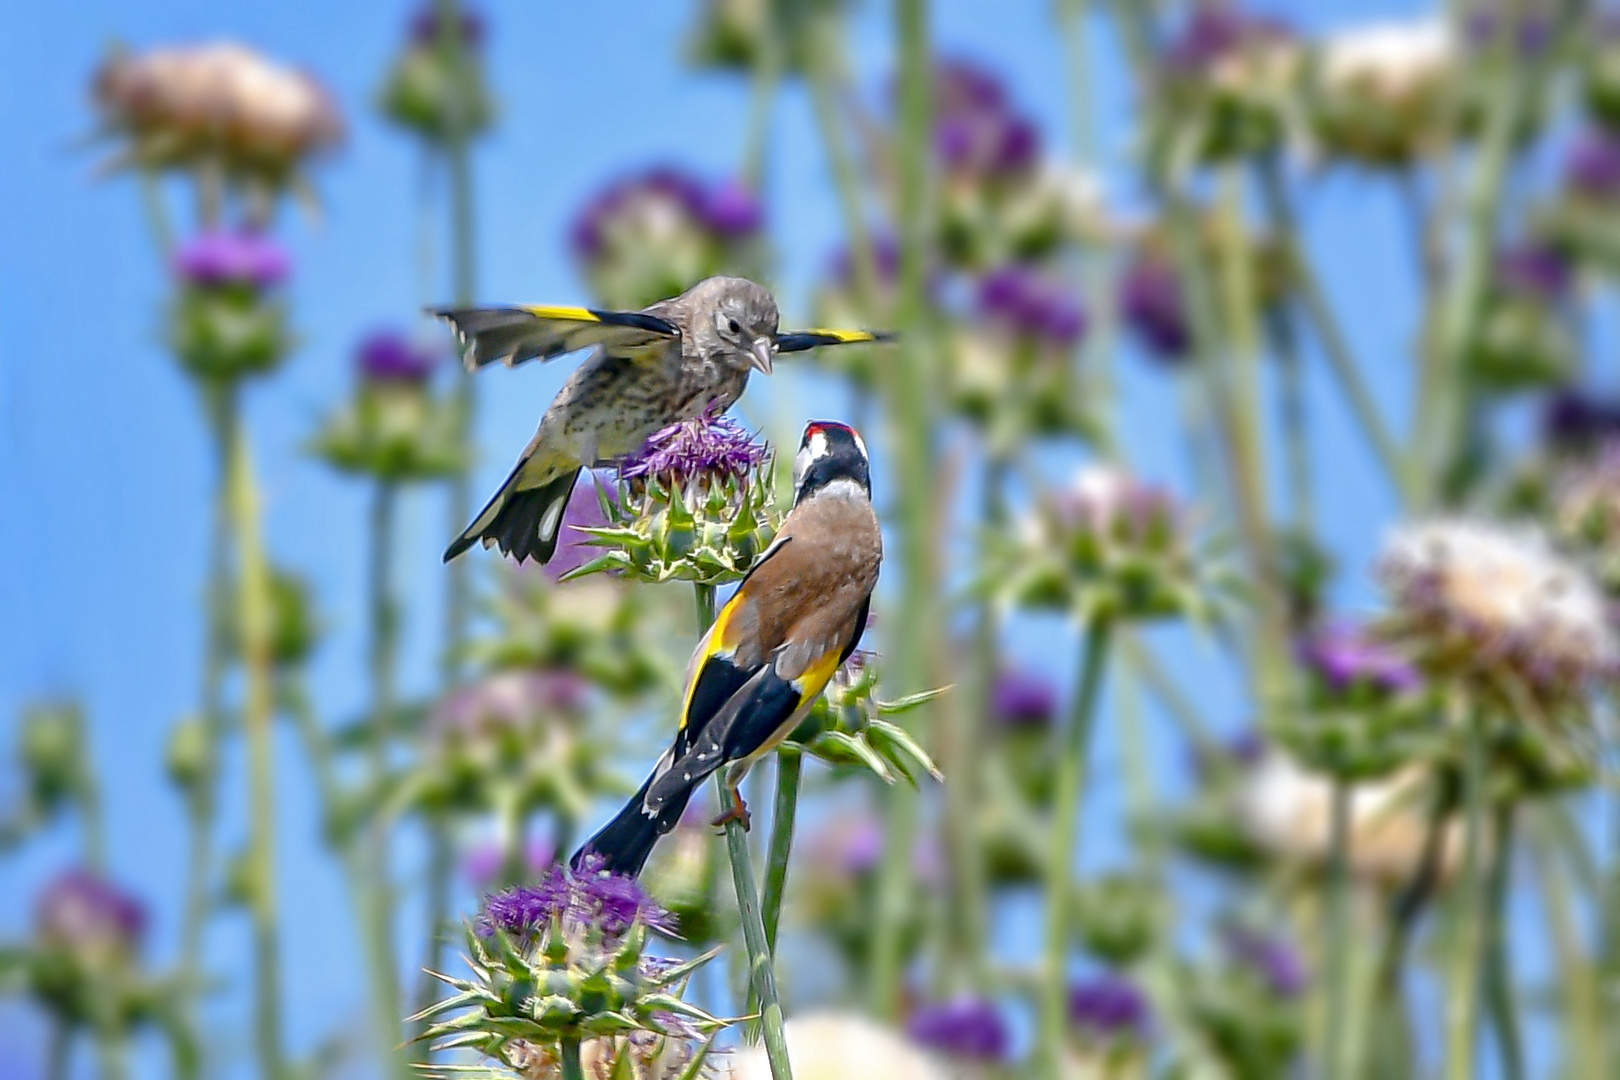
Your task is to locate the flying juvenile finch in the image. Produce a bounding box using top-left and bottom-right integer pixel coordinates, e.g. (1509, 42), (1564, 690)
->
(571, 420), (882, 877)
(433, 275), (889, 565)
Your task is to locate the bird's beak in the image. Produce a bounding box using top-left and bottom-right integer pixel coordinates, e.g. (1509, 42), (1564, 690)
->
(749, 336), (776, 375)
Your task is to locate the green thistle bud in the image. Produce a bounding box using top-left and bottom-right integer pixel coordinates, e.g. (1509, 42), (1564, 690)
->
(998, 466), (1221, 623)
(413, 857), (728, 1074)
(565, 414), (780, 586)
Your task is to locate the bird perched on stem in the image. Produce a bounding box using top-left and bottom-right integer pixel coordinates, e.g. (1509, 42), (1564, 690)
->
(572, 421), (883, 877)
(433, 275), (890, 565)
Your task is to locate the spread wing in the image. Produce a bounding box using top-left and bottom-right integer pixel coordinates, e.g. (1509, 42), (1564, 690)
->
(775, 328), (896, 353)
(431, 304), (680, 371)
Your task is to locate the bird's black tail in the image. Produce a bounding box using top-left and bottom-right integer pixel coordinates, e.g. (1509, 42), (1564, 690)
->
(570, 770), (697, 878)
(444, 463), (581, 565)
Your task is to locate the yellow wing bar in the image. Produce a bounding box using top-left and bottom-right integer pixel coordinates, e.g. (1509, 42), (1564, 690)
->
(430, 304), (680, 370)
(775, 329), (896, 353)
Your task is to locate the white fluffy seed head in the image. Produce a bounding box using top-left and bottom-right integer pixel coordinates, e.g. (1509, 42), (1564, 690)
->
(1318, 18), (1456, 106)
(1377, 518), (1619, 697)
(1234, 747), (1462, 884)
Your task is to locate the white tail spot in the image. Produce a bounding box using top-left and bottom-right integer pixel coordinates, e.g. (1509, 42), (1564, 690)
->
(539, 496), (565, 542)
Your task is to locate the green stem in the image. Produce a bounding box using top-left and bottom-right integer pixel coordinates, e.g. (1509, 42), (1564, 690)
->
(1483, 801), (1522, 1080)
(694, 582), (792, 1079)
(95, 1035), (129, 1080)
(944, 454), (1006, 989)
(760, 748), (802, 954)
(1445, 718), (1489, 1080)
(180, 383), (235, 1010)
(227, 407), (285, 1080)
(48, 1020), (70, 1080)
(1256, 156), (1408, 503)
(1039, 618), (1113, 1080)
(363, 481), (405, 1072)
(1059, 0), (1117, 448)
(870, 0), (937, 1022)
(412, 821), (454, 1058)
(437, 0), (477, 693)
(806, 14), (878, 320)
(283, 679), (404, 1076)
(1262, 303), (1313, 538)
(1529, 811), (1602, 1080)
(1118, 634), (1218, 762)
(559, 1037), (585, 1080)
(740, 15), (782, 193)
(720, 780), (794, 1080)
(1419, 15), (1539, 508)
(1323, 778), (1352, 1080)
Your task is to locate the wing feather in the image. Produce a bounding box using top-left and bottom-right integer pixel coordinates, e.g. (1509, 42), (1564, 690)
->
(775, 328), (895, 353)
(430, 304), (680, 370)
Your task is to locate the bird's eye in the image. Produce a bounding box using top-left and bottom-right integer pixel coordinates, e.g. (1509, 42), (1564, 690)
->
(728, 319), (741, 335)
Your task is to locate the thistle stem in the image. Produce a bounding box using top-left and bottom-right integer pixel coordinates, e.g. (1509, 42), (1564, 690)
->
(694, 582), (792, 1079)
(179, 382), (235, 1013)
(1255, 156), (1408, 503)
(363, 480), (405, 1073)
(1324, 778), (1353, 1080)
(438, 0), (477, 690)
(1445, 718), (1489, 1080)
(870, 0), (938, 1021)
(1039, 617), (1113, 1080)
(47, 1019), (69, 1080)
(719, 780), (794, 1080)
(227, 407), (285, 1080)
(283, 679), (403, 1077)
(1483, 801), (1523, 1080)
(761, 748), (802, 954)
(559, 1037), (585, 1080)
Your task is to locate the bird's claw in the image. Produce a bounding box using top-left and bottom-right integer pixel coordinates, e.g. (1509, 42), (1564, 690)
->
(710, 797), (752, 832)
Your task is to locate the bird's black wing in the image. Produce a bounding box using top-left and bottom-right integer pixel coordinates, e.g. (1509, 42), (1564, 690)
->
(775, 329), (895, 353)
(431, 305), (680, 370)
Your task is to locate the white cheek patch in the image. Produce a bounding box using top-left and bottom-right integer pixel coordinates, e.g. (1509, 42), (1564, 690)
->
(851, 430), (867, 460)
(793, 443), (815, 489)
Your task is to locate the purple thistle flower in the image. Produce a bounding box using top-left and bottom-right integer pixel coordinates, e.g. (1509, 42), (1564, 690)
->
(906, 997), (1010, 1061)
(1068, 976), (1151, 1040)
(619, 412), (768, 488)
(934, 59), (1007, 114)
(977, 265), (1087, 348)
(408, 3), (486, 48)
(808, 813), (885, 876)
(928, 59), (1041, 177)
(1297, 621), (1421, 695)
(480, 854), (675, 940)
(431, 668), (590, 734)
(1165, 4), (1293, 72)
(356, 330), (438, 384)
(36, 869), (148, 955)
(1223, 924), (1308, 997)
(174, 230), (291, 290)
(698, 178), (764, 237)
(1496, 241), (1573, 303)
(1566, 131), (1620, 200)
(830, 234), (902, 285)
(1120, 253), (1192, 363)
(1542, 388), (1620, 449)
(992, 668), (1057, 728)
(1464, 9), (1554, 55)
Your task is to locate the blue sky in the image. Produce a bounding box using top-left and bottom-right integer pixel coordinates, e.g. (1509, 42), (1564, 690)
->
(4, 0), (1564, 1076)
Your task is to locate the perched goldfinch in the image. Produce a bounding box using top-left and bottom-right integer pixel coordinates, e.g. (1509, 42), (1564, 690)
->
(433, 276), (889, 565)
(572, 421), (883, 877)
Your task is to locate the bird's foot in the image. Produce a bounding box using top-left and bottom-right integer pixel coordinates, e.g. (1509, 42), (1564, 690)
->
(710, 794), (752, 832)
